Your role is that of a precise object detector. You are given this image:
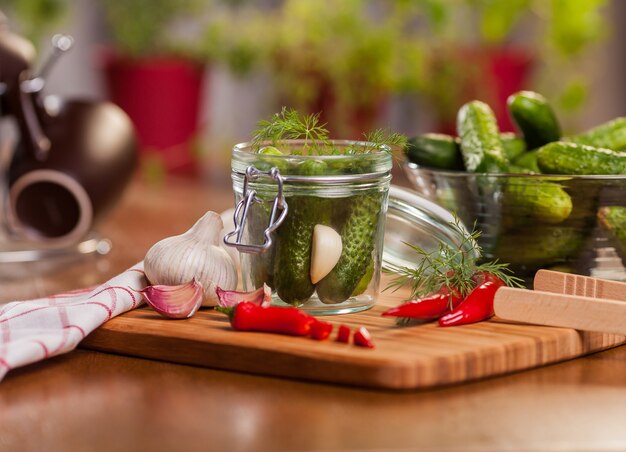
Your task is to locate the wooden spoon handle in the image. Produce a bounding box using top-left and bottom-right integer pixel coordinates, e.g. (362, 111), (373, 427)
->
(533, 270), (626, 301)
(494, 287), (626, 335)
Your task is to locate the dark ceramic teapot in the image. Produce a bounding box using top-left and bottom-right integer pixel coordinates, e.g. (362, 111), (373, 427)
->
(0, 20), (137, 246)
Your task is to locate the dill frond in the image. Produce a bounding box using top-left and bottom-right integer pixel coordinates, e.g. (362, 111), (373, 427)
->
(384, 216), (524, 300)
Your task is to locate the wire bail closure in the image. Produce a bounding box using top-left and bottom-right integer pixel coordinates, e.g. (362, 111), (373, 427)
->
(223, 166), (288, 254)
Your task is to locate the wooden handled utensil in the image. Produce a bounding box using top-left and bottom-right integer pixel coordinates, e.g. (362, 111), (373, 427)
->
(494, 271), (626, 335)
(533, 269), (626, 301)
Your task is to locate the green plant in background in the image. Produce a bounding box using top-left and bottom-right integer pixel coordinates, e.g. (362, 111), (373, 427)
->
(1, 0), (68, 43)
(3, 0), (609, 135)
(419, 0), (608, 126)
(199, 4), (269, 77)
(5, 0), (271, 75)
(546, 0), (607, 57)
(478, 0), (608, 115)
(264, 0), (608, 134)
(539, 0), (608, 113)
(99, 0), (206, 59)
(264, 0), (427, 136)
(98, 0), (268, 75)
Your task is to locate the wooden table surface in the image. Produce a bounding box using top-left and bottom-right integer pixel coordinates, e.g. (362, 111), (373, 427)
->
(3, 174), (626, 452)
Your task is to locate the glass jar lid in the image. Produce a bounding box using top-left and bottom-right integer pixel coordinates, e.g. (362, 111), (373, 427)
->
(231, 140), (392, 177)
(383, 185), (478, 270)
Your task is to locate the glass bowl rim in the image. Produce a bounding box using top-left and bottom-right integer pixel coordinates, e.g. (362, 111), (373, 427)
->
(405, 161), (626, 180)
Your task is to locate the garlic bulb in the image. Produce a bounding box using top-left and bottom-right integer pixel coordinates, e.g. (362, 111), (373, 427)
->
(219, 208), (240, 268)
(144, 211), (238, 306)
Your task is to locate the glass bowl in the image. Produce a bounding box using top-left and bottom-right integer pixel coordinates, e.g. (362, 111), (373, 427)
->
(404, 161), (626, 282)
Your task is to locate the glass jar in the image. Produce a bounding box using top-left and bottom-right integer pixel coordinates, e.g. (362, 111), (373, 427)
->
(226, 140), (392, 315)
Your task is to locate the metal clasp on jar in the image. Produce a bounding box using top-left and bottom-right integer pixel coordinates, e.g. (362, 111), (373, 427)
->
(223, 166), (288, 254)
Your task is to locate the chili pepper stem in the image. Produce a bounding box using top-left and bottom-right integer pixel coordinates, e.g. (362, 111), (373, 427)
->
(215, 306), (235, 320)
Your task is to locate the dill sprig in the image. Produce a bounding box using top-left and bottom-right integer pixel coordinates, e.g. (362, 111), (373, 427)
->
(361, 129), (408, 154)
(384, 217), (524, 301)
(252, 107), (330, 154)
(251, 108), (407, 156)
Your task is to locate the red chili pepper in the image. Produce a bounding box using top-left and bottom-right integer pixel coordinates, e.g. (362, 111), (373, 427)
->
(353, 327), (375, 348)
(337, 324), (351, 343)
(472, 271), (505, 287)
(310, 320), (333, 340)
(217, 302), (314, 336)
(382, 286), (463, 320)
(438, 281), (500, 327)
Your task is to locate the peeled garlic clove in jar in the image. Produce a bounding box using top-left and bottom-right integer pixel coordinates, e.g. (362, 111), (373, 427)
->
(310, 224), (343, 284)
(141, 279), (204, 319)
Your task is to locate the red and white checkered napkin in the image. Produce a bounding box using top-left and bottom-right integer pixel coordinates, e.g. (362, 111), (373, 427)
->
(0, 263), (147, 381)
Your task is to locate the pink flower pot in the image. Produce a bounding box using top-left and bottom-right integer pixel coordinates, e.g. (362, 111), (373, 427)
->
(102, 52), (206, 175)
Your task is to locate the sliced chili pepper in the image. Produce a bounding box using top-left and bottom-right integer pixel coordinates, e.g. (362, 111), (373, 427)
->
(382, 286), (463, 320)
(336, 324), (351, 343)
(217, 302), (314, 336)
(353, 326), (375, 348)
(438, 281), (500, 327)
(310, 320), (333, 340)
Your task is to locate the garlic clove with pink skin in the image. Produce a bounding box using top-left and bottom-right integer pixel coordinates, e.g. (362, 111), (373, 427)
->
(310, 224), (343, 284)
(216, 284), (272, 308)
(141, 279), (204, 319)
(144, 211), (238, 307)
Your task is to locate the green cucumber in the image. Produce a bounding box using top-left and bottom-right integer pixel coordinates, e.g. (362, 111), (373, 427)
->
(567, 117), (626, 150)
(273, 196), (331, 305)
(491, 226), (584, 268)
(255, 146), (290, 173)
(351, 259), (375, 297)
(245, 200), (275, 289)
(405, 134), (464, 170)
(503, 178), (572, 224)
(405, 132), (524, 170)
(435, 186), (464, 213)
(297, 158), (328, 176)
(501, 132), (527, 162)
(322, 155), (377, 175)
(507, 91), (561, 149)
(316, 192), (383, 304)
(513, 149), (541, 173)
(537, 141), (626, 175)
(272, 159), (330, 305)
(457, 101), (508, 173)
(506, 165), (534, 174)
(598, 207), (626, 261)
(258, 146), (282, 156)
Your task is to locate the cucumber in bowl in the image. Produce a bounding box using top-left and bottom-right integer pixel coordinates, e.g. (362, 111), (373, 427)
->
(401, 92), (626, 280)
(457, 100), (509, 173)
(567, 117), (626, 151)
(405, 132), (525, 170)
(537, 141), (626, 175)
(598, 207), (626, 261)
(507, 91), (561, 149)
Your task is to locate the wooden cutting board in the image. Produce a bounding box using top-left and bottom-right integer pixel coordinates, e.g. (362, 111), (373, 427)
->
(80, 282), (626, 390)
